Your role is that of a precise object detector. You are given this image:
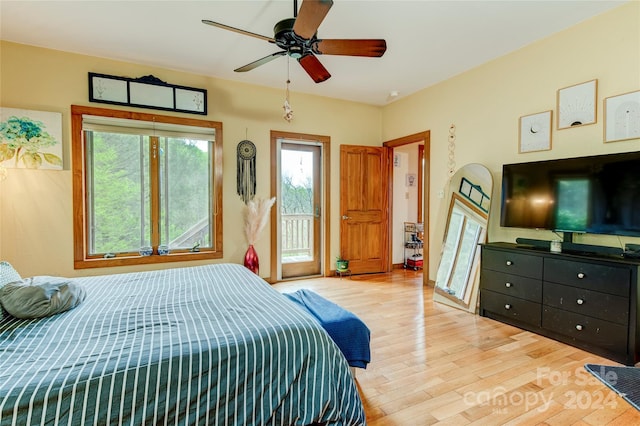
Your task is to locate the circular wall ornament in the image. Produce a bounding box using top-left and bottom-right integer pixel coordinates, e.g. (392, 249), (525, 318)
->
(237, 139), (256, 160)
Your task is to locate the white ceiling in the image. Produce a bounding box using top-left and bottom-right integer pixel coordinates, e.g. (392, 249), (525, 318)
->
(0, 0), (628, 106)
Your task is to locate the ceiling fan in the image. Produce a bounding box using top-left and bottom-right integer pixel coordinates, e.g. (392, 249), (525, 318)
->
(202, 0), (387, 83)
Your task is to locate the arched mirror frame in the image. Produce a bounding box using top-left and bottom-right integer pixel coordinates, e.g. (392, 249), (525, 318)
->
(434, 164), (493, 313)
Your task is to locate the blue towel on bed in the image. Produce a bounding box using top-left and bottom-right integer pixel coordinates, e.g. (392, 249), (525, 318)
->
(284, 289), (371, 369)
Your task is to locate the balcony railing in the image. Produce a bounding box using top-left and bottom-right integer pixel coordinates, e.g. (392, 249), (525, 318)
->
(161, 214), (313, 262)
(282, 213), (313, 262)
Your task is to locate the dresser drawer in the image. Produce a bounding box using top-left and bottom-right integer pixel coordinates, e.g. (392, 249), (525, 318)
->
(482, 249), (543, 279)
(542, 306), (628, 354)
(543, 282), (629, 325)
(543, 258), (630, 296)
(481, 290), (541, 327)
(481, 269), (542, 302)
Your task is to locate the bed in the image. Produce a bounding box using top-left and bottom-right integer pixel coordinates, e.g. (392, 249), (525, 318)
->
(0, 263), (365, 425)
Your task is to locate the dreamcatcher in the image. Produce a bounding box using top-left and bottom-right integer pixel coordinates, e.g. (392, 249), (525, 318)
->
(237, 139), (256, 203)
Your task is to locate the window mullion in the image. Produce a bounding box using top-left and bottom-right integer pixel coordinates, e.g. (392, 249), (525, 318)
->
(150, 136), (160, 249)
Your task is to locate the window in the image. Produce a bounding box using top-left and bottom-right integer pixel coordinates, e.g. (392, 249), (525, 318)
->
(72, 105), (222, 268)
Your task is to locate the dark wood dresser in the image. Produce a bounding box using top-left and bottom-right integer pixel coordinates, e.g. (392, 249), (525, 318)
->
(480, 242), (640, 365)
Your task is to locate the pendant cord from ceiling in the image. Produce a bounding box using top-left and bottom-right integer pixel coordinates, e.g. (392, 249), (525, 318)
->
(283, 56), (294, 122)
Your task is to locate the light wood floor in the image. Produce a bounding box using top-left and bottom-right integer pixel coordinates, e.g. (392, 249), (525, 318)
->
(274, 269), (640, 425)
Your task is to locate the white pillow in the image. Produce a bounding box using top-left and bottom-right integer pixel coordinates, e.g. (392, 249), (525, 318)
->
(0, 262), (22, 321)
(0, 261), (22, 288)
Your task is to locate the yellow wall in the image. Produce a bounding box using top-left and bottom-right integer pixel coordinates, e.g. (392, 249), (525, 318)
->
(1, 2), (639, 280)
(0, 41), (382, 277)
(383, 2), (640, 280)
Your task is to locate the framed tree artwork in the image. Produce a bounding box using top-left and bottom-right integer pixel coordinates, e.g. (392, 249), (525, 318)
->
(519, 110), (552, 153)
(557, 79), (597, 129)
(0, 107), (63, 170)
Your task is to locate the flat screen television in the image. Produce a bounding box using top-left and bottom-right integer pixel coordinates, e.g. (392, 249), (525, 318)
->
(501, 151), (640, 238)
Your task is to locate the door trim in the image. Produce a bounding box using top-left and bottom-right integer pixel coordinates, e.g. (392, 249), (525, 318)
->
(270, 130), (331, 283)
(383, 131), (431, 281)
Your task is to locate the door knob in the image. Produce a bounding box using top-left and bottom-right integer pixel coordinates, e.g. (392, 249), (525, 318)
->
(342, 215), (351, 220)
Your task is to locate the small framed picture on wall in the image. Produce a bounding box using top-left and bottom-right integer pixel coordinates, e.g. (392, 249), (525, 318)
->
(557, 79), (597, 129)
(519, 110), (552, 153)
(604, 90), (640, 143)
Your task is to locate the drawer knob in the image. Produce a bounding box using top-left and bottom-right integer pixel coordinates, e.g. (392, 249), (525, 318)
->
(505, 282), (512, 288)
(504, 304), (511, 310)
(576, 324), (583, 331)
(577, 272), (585, 279)
(577, 298), (584, 305)
(506, 260), (513, 266)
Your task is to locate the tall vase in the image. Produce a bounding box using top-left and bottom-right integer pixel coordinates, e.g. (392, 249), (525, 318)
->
(244, 244), (259, 275)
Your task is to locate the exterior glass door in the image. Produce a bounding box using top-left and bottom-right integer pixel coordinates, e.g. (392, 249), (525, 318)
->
(280, 142), (321, 278)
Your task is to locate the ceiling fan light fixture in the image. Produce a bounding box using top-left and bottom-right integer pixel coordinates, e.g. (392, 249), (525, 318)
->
(288, 46), (303, 59)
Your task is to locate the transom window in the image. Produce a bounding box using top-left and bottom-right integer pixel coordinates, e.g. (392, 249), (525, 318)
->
(71, 105), (222, 268)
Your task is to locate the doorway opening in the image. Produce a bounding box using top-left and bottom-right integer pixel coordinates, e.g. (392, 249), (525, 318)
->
(270, 131), (330, 281)
(383, 131), (430, 279)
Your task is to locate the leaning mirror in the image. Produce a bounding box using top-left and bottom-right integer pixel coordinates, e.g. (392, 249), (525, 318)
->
(434, 164), (493, 313)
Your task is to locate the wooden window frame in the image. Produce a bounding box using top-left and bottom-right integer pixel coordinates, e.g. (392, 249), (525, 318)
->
(71, 105), (223, 269)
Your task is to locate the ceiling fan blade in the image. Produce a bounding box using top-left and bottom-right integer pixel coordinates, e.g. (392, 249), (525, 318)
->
(314, 39), (387, 57)
(298, 54), (331, 83)
(235, 51), (287, 72)
(202, 19), (275, 43)
(293, 0), (334, 39)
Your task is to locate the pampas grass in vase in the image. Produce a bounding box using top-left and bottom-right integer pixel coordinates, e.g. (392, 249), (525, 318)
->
(243, 196), (276, 274)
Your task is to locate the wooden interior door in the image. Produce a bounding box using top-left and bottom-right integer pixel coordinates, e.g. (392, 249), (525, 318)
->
(339, 145), (389, 274)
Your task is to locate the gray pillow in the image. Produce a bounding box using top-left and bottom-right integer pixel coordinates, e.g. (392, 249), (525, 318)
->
(0, 276), (86, 319)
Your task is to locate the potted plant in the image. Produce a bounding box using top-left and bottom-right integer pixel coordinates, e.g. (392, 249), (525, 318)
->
(336, 256), (349, 272)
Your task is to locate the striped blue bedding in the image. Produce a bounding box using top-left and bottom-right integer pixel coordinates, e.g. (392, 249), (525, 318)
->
(0, 263), (365, 425)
